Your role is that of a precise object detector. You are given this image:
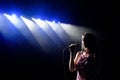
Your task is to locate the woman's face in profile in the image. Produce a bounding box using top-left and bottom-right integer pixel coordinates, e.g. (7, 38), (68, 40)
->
(81, 35), (85, 50)
(81, 35), (84, 45)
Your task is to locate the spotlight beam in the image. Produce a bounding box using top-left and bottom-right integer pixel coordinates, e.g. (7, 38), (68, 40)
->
(21, 16), (56, 53)
(32, 18), (63, 49)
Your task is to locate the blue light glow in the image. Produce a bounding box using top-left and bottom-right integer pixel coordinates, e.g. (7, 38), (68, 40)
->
(0, 13), (93, 54)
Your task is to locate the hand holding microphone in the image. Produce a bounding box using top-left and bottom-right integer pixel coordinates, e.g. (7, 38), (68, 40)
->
(68, 43), (79, 52)
(68, 43), (79, 48)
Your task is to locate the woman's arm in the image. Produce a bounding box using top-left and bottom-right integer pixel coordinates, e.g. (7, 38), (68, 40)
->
(69, 50), (81, 72)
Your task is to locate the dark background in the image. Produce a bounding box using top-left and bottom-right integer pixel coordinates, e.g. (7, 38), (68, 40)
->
(0, 0), (115, 80)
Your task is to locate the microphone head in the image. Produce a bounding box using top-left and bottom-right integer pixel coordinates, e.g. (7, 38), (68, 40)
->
(68, 43), (80, 48)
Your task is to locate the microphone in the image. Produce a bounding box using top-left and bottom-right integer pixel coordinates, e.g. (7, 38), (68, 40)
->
(67, 43), (80, 48)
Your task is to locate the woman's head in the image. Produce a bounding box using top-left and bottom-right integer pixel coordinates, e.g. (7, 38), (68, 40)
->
(81, 32), (96, 53)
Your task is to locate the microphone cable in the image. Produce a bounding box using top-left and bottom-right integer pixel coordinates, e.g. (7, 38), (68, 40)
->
(62, 47), (67, 80)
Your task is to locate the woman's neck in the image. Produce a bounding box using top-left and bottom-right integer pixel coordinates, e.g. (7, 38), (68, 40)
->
(83, 48), (90, 57)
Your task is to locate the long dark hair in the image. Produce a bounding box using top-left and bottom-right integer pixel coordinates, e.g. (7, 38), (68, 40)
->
(82, 32), (102, 79)
(82, 32), (97, 54)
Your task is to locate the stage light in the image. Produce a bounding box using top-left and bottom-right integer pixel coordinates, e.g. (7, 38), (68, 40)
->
(21, 16), (37, 31)
(3, 13), (7, 16)
(58, 22), (60, 24)
(52, 21), (55, 23)
(46, 20), (70, 44)
(33, 18), (64, 49)
(12, 14), (16, 17)
(21, 16), (56, 52)
(1, 13), (95, 52)
(1, 13), (25, 42)
(32, 18), (49, 30)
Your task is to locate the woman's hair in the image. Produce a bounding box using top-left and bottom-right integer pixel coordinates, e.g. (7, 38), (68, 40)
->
(82, 32), (97, 54)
